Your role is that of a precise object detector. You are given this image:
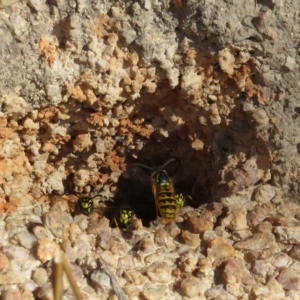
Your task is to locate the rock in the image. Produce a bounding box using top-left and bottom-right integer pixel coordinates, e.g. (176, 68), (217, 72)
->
(27, 0), (47, 11)
(222, 257), (255, 285)
(284, 56), (296, 71)
(72, 133), (92, 152)
(15, 231), (38, 249)
(86, 218), (109, 234)
(0, 252), (9, 270)
(264, 277), (286, 299)
(0, 0), (18, 8)
(184, 209), (215, 233)
(36, 282), (53, 300)
(277, 265), (300, 290)
(124, 270), (148, 285)
(141, 285), (168, 300)
(146, 261), (171, 283)
(274, 226), (300, 243)
(234, 232), (275, 251)
(42, 209), (73, 239)
(254, 185), (276, 204)
(2, 245), (28, 260)
(207, 237), (236, 264)
(205, 285), (236, 300)
(180, 230), (200, 247)
(96, 228), (111, 250)
(180, 276), (211, 298)
(247, 207), (267, 227)
(32, 226), (54, 240)
(90, 270), (112, 290)
(32, 268), (48, 286)
(123, 284), (141, 298)
(271, 252), (292, 268)
(36, 239), (60, 263)
(177, 250), (198, 273)
(0, 287), (22, 300)
(138, 237), (155, 254)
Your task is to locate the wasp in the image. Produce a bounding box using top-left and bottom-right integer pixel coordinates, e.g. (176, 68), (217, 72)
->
(175, 193), (195, 208)
(133, 158), (179, 223)
(110, 207), (134, 228)
(75, 195), (101, 214)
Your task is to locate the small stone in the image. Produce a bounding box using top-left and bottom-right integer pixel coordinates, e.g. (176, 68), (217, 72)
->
(36, 239), (60, 263)
(0, 0), (18, 8)
(100, 251), (118, 269)
(277, 266), (300, 290)
(21, 280), (38, 292)
(117, 256), (134, 271)
(123, 284), (141, 298)
(32, 226), (54, 240)
(205, 285), (236, 300)
(72, 133), (92, 152)
(254, 185), (276, 204)
(284, 56), (296, 71)
(181, 276), (210, 298)
(45, 84), (62, 104)
(234, 232), (275, 251)
(247, 207), (266, 227)
(271, 252), (291, 268)
(73, 214), (89, 231)
(87, 218), (110, 235)
(73, 232), (91, 258)
(274, 226), (300, 243)
(252, 260), (272, 277)
(289, 243), (300, 261)
(42, 209), (73, 238)
(90, 270), (111, 290)
(221, 206), (248, 232)
(28, 0), (47, 11)
(121, 29), (137, 44)
(0, 252), (9, 269)
(0, 287), (22, 300)
(2, 245), (28, 260)
(177, 250), (198, 273)
(207, 237), (236, 264)
(32, 268), (48, 286)
(154, 227), (168, 246)
(140, 284), (168, 300)
(138, 237), (155, 254)
(16, 231), (38, 249)
(124, 270), (148, 285)
(264, 277), (285, 299)
(96, 228), (112, 250)
(144, 0), (151, 10)
(36, 282), (53, 300)
(222, 257), (255, 285)
(184, 209), (215, 233)
(146, 261), (171, 283)
(180, 230), (200, 247)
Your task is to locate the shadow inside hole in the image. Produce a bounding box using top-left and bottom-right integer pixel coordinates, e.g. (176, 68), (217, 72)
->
(297, 143), (300, 154)
(112, 132), (212, 226)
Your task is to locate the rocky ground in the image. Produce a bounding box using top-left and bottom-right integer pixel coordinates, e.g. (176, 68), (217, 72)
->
(0, 0), (300, 299)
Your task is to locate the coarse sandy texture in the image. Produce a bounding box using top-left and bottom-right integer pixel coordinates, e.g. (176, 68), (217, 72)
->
(0, 0), (300, 299)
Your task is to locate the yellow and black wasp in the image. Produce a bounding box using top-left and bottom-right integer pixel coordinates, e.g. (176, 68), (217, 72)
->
(75, 194), (111, 215)
(110, 207), (134, 228)
(175, 192), (195, 208)
(133, 158), (180, 223)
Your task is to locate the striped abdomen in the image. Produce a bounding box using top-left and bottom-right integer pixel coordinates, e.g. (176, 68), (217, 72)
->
(152, 170), (177, 223)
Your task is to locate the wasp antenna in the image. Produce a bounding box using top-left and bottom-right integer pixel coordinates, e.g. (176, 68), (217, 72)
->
(161, 158), (177, 169)
(132, 163), (152, 170)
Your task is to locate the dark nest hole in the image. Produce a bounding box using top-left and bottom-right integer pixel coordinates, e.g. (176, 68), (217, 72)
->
(108, 93), (271, 227)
